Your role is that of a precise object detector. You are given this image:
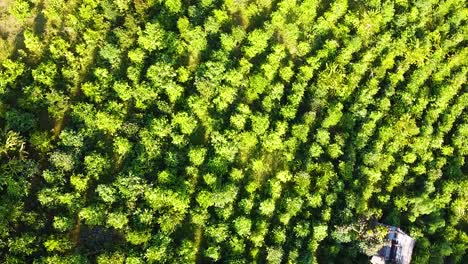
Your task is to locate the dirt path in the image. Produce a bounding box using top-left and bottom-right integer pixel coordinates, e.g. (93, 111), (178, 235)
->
(194, 225), (204, 263)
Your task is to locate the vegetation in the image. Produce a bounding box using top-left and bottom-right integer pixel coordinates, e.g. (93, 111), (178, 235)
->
(0, 0), (467, 263)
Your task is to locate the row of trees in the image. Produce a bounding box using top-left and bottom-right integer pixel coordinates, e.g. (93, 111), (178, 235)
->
(1, 0), (467, 263)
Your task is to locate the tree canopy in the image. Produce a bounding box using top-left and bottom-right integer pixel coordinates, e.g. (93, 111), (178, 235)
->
(0, 0), (467, 263)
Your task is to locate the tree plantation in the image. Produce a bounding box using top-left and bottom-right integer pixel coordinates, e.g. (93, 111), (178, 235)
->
(0, 0), (467, 263)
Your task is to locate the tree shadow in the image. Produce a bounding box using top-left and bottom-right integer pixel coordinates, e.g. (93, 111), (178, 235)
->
(33, 3), (46, 36)
(77, 225), (125, 258)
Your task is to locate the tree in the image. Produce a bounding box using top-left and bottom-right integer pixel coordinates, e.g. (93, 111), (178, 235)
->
(49, 151), (75, 172)
(313, 225), (328, 242)
(172, 112), (198, 135)
(189, 147), (207, 166)
(266, 247), (284, 264)
(244, 29), (271, 59)
(205, 246), (221, 261)
(259, 199), (276, 217)
(30, 131), (53, 153)
(234, 217), (252, 238)
(97, 252), (125, 264)
(322, 103), (343, 128)
(0, 59), (24, 92)
(44, 235), (73, 253)
(114, 136), (132, 160)
(53, 216), (73, 232)
(251, 114), (269, 135)
(138, 22), (166, 52)
(8, 233), (38, 256)
(246, 74), (268, 102)
(23, 31), (43, 57)
(5, 110), (36, 133)
(84, 153), (110, 179)
(107, 212), (128, 230)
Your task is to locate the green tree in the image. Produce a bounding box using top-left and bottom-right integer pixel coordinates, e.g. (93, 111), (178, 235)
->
(84, 153), (110, 179)
(138, 22), (166, 52)
(234, 217), (252, 238)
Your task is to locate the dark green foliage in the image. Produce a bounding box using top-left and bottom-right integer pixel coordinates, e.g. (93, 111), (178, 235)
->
(0, 0), (467, 263)
(5, 110), (36, 133)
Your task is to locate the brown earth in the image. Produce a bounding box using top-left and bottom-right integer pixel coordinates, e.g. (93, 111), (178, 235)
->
(0, 0), (37, 61)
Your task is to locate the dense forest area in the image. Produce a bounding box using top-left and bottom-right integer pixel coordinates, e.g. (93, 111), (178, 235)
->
(0, 0), (467, 263)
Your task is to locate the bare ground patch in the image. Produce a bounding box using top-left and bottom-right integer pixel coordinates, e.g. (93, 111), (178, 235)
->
(0, 0), (32, 61)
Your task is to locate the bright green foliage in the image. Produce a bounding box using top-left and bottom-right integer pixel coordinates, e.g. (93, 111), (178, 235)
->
(234, 217), (252, 238)
(138, 22), (165, 52)
(244, 29), (271, 59)
(107, 212), (128, 230)
(44, 236), (73, 253)
(53, 216), (73, 232)
(84, 153), (110, 179)
(188, 147), (207, 166)
(23, 31), (43, 56)
(172, 112), (197, 135)
(204, 246), (221, 261)
(0, 0), (467, 263)
(266, 247), (284, 264)
(259, 199), (276, 217)
(251, 114), (269, 135)
(0, 59), (24, 93)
